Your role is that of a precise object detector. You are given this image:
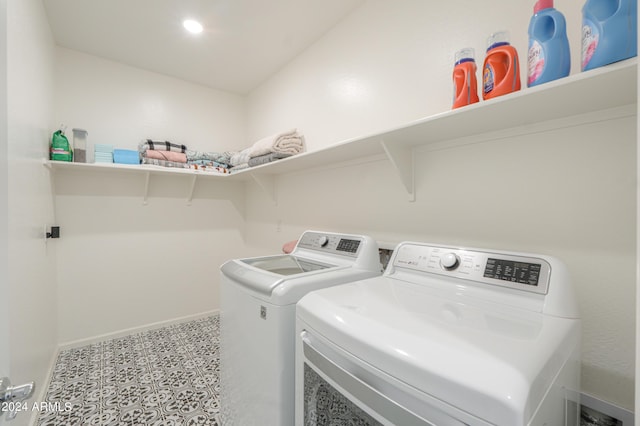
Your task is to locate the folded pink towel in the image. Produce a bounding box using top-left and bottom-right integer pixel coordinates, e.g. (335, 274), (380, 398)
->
(282, 240), (298, 254)
(145, 149), (187, 163)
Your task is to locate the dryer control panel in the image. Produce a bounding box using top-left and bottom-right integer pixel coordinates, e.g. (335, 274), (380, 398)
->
(296, 231), (363, 258)
(392, 243), (551, 295)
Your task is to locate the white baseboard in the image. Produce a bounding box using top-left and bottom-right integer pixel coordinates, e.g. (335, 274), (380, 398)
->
(58, 309), (219, 351)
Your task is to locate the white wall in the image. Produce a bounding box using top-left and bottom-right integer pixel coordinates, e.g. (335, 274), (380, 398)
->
(55, 48), (246, 153)
(248, 0), (583, 149)
(6, 0), (57, 424)
(246, 0), (636, 411)
(0, 0), (9, 412)
(53, 50), (248, 344)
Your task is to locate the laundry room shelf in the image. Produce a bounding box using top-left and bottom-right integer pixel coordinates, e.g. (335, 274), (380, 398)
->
(231, 58), (637, 201)
(45, 58), (637, 203)
(44, 160), (231, 205)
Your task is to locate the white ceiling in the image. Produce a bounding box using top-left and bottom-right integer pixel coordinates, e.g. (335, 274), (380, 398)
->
(42, 0), (365, 94)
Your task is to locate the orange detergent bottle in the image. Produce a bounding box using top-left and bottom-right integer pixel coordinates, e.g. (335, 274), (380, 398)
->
(452, 48), (479, 109)
(482, 31), (521, 100)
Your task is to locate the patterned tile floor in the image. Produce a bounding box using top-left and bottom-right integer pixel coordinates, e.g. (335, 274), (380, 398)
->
(36, 315), (221, 426)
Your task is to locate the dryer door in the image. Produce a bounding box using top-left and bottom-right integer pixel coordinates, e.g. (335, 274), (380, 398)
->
(298, 330), (491, 426)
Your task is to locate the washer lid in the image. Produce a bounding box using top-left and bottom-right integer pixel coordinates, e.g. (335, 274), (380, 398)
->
(297, 277), (581, 425)
(221, 254), (341, 297)
(220, 230), (382, 304)
(242, 254), (334, 275)
(221, 254), (382, 305)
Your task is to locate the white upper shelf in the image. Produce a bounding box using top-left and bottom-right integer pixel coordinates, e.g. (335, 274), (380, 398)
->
(241, 58), (637, 178)
(46, 58), (637, 183)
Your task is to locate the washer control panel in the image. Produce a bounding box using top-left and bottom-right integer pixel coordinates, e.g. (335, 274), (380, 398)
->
(392, 243), (551, 294)
(297, 231), (363, 258)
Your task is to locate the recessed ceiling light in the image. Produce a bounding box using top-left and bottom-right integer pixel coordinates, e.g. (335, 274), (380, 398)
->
(183, 19), (203, 34)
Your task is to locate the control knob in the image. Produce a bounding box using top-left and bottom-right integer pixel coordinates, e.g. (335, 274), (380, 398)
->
(440, 252), (460, 270)
(318, 236), (329, 247)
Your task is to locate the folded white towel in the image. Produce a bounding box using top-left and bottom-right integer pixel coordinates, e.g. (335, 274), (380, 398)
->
(248, 129), (306, 158)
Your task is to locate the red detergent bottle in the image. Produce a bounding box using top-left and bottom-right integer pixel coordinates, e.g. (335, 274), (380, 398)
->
(482, 31), (521, 100)
(452, 48), (480, 109)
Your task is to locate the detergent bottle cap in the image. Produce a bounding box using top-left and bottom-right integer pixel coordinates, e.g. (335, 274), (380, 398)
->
(534, 0), (554, 13)
(454, 48), (475, 65)
(486, 31), (511, 51)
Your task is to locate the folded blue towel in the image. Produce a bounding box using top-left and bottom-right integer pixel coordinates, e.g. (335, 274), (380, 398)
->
(94, 152), (114, 163)
(94, 144), (114, 153)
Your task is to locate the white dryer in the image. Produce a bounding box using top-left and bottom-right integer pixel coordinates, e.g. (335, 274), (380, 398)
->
(296, 241), (581, 426)
(219, 230), (381, 426)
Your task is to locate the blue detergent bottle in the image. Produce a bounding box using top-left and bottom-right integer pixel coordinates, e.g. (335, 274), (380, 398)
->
(528, 0), (571, 87)
(582, 0), (638, 71)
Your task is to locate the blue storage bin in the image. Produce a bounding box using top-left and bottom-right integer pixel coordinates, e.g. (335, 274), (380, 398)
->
(113, 149), (140, 165)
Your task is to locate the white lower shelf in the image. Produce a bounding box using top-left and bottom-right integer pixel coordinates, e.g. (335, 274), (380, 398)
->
(44, 160), (235, 205)
(44, 159), (230, 177)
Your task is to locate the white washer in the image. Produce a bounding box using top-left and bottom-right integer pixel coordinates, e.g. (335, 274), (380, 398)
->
(219, 230), (381, 426)
(296, 241), (581, 426)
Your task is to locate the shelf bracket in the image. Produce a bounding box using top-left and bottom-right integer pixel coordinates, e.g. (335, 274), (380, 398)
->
(142, 172), (150, 205)
(250, 173), (277, 205)
(380, 139), (415, 202)
(186, 175), (197, 206)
